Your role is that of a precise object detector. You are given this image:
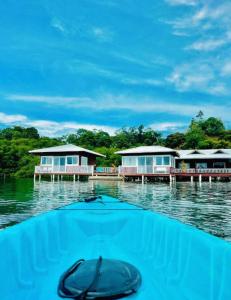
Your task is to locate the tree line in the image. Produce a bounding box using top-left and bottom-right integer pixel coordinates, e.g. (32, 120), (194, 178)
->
(0, 112), (230, 177)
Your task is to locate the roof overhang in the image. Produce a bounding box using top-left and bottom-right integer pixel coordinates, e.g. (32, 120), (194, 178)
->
(29, 144), (105, 157)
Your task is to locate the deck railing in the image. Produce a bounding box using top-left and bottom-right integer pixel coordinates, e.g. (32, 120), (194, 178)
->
(95, 167), (118, 174)
(118, 166), (231, 175)
(35, 165), (94, 175)
(118, 166), (171, 175)
(173, 168), (231, 174)
(35, 165), (231, 176)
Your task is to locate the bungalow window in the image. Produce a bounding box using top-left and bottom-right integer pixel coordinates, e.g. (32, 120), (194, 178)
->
(155, 156), (170, 166)
(213, 162), (225, 168)
(163, 156), (170, 165)
(41, 156), (52, 165)
(122, 156), (137, 166)
(66, 156), (78, 165)
(81, 156), (88, 166)
(196, 163), (207, 169)
(156, 157), (162, 165)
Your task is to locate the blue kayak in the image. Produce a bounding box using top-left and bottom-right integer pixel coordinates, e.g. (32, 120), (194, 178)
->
(0, 195), (231, 299)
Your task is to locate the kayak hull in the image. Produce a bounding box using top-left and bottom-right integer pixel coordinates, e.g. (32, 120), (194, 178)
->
(0, 195), (231, 300)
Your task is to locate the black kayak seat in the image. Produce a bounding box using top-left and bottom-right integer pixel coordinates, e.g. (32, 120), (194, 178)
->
(58, 256), (142, 299)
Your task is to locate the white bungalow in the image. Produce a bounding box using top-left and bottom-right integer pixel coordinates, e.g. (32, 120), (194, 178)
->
(29, 144), (105, 177)
(116, 146), (178, 175)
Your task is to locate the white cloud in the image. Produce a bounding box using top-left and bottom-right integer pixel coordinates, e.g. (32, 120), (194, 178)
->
(122, 78), (163, 86)
(186, 38), (226, 51)
(166, 2), (231, 41)
(27, 120), (117, 136)
(0, 112), (117, 136)
(167, 63), (228, 96)
(0, 112), (27, 123)
(150, 122), (186, 131)
(221, 61), (231, 76)
(91, 27), (113, 41)
(51, 18), (66, 33)
(5, 93), (231, 121)
(166, 0), (199, 6)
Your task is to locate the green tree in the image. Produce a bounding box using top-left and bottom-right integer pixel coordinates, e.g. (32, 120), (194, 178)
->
(183, 122), (205, 149)
(165, 132), (185, 149)
(200, 117), (225, 137)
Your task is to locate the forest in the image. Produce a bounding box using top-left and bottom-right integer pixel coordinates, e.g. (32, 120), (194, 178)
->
(0, 112), (230, 177)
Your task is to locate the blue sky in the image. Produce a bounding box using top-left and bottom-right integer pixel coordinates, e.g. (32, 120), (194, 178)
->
(0, 0), (231, 136)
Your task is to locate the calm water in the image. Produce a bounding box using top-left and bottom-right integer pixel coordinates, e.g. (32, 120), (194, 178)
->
(0, 178), (231, 241)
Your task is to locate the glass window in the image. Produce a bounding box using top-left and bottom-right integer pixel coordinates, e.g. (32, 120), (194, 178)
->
(196, 163), (207, 169)
(213, 162), (225, 168)
(138, 157), (145, 166)
(67, 156), (78, 165)
(146, 157), (153, 166)
(41, 156), (52, 165)
(81, 156), (88, 166)
(122, 156), (137, 166)
(156, 156), (163, 165)
(163, 156), (170, 165)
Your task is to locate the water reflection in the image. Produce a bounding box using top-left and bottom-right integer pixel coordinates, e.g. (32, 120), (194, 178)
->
(0, 179), (231, 240)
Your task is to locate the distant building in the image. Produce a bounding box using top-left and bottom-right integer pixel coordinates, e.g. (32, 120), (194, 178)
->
(176, 149), (231, 169)
(30, 144), (104, 177)
(116, 146), (231, 180)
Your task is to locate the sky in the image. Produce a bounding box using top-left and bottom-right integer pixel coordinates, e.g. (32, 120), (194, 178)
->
(0, 0), (231, 136)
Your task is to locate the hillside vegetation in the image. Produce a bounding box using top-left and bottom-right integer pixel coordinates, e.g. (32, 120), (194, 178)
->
(0, 113), (230, 177)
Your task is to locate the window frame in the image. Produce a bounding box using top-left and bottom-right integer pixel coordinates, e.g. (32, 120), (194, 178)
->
(155, 155), (171, 166)
(122, 156), (137, 167)
(66, 156), (79, 165)
(41, 156), (53, 165)
(213, 162), (226, 168)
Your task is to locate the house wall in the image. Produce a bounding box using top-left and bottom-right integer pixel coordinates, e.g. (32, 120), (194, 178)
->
(121, 153), (176, 167)
(38, 152), (97, 166)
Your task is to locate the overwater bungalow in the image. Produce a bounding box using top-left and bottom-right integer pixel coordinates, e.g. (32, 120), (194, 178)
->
(116, 146), (231, 182)
(30, 144), (105, 180)
(116, 146), (178, 175)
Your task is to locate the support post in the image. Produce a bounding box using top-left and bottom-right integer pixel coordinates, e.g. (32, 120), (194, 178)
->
(73, 174), (76, 182)
(209, 176), (212, 184)
(199, 174), (202, 184)
(39, 174), (41, 182)
(142, 175), (144, 184)
(191, 176), (193, 184)
(169, 174), (172, 182)
(34, 174), (36, 182)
